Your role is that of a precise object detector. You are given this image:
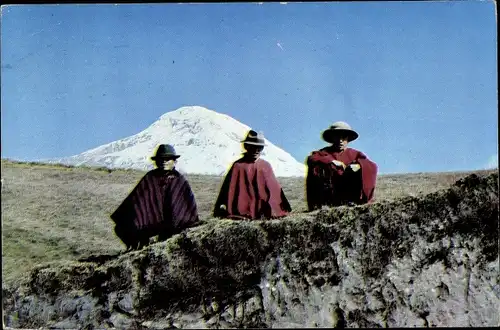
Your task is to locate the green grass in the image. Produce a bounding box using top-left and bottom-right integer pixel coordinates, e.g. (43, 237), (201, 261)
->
(1, 158), (496, 286)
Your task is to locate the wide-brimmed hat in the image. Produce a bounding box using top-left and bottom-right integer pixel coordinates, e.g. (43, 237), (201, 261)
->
(151, 144), (181, 160)
(322, 121), (359, 143)
(241, 130), (267, 146)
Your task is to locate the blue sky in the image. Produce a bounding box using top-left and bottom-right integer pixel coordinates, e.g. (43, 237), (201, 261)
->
(1, 2), (497, 174)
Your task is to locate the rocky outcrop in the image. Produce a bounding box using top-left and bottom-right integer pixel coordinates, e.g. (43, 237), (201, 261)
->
(3, 173), (499, 328)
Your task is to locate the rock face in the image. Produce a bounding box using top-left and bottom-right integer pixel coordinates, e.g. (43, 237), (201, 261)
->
(2, 173), (499, 328)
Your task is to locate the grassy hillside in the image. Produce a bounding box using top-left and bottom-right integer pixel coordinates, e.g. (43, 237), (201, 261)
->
(1, 159), (496, 286)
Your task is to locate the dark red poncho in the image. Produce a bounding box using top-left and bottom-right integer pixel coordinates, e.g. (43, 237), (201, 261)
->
(306, 147), (378, 210)
(111, 168), (199, 246)
(213, 157), (292, 220)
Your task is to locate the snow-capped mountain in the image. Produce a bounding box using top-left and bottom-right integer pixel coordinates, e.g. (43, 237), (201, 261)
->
(47, 106), (306, 177)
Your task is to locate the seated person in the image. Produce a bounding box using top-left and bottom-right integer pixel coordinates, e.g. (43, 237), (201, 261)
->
(306, 121), (378, 210)
(111, 144), (200, 250)
(213, 130), (292, 220)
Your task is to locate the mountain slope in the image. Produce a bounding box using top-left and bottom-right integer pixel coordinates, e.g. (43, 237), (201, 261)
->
(48, 106), (305, 177)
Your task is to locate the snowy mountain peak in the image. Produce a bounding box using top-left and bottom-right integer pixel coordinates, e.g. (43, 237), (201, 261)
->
(48, 106), (306, 177)
(159, 105), (220, 120)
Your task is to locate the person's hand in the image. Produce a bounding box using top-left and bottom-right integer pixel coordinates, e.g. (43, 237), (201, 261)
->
(348, 163), (361, 172)
(331, 160), (346, 169)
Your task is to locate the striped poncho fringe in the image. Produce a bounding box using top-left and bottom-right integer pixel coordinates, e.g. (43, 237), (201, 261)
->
(111, 168), (199, 236)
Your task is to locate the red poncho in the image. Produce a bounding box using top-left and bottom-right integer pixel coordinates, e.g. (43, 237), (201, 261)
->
(111, 168), (199, 246)
(306, 147), (378, 210)
(213, 156), (292, 220)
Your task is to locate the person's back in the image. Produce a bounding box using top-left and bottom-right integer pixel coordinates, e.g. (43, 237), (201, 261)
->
(111, 144), (199, 250)
(306, 122), (378, 210)
(213, 130), (292, 220)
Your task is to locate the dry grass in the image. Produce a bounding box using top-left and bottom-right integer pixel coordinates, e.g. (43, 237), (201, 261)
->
(1, 158), (496, 286)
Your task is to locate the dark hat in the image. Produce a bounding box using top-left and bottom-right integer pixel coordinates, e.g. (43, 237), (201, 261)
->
(241, 130), (267, 146)
(322, 121), (359, 143)
(151, 144), (181, 160)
